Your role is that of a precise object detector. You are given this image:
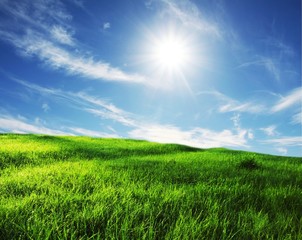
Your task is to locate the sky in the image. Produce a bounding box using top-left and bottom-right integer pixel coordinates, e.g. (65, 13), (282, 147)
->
(0, 0), (301, 156)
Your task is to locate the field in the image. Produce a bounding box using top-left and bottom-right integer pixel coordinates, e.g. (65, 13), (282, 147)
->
(0, 134), (301, 239)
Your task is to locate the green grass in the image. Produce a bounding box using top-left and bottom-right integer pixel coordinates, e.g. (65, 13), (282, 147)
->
(0, 134), (301, 239)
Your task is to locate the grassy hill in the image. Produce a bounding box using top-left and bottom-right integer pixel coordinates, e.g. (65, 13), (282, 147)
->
(0, 134), (301, 239)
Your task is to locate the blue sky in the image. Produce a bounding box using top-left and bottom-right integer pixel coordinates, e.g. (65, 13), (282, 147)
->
(0, 0), (301, 156)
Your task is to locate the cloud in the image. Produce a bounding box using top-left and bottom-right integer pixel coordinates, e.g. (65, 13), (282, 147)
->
(231, 113), (241, 129)
(160, 0), (222, 38)
(129, 124), (250, 148)
(13, 78), (252, 149)
(0, 115), (70, 135)
(13, 78), (137, 126)
(247, 130), (254, 140)
(42, 103), (50, 112)
(198, 90), (265, 114)
(276, 147), (288, 155)
(261, 136), (302, 147)
(50, 25), (75, 46)
(0, 0), (72, 33)
(0, 112), (120, 139)
(68, 127), (119, 138)
(237, 56), (280, 82)
(262, 37), (295, 58)
(259, 125), (279, 137)
(291, 111), (302, 125)
(103, 22), (111, 30)
(219, 102), (265, 114)
(199, 89), (301, 119)
(271, 87), (302, 113)
(0, 0), (148, 86)
(2, 32), (147, 84)
(86, 108), (135, 127)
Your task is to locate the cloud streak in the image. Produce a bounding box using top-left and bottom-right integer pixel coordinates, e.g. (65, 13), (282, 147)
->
(198, 90), (266, 114)
(261, 136), (302, 147)
(259, 125), (279, 137)
(237, 56), (280, 82)
(129, 124), (250, 148)
(291, 111), (302, 125)
(0, 115), (70, 135)
(13, 78), (252, 149)
(50, 25), (75, 46)
(68, 127), (119, 138)
(271, 87), (302, 113)
(0, 0), (148, 85)
(161, 0), (222, 38)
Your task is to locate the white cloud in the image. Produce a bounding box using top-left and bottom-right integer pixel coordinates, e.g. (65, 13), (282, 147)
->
(86, 108), (135, 127)
(0, 0), (149, 86)
(198, 91), (265, 114)
(0, 0), (72, 32)
(276, 147), (288, 155)
(237, 56), (280, 82)
(219, 102), (265, 114)
(271, 87), (302, 113)
(291, 111), (302, 125)
(262, 37), (295, 58)
(13, 78), (252, 149)
(50, 25), (75, 46)
(0, 112), (121, 138)
(259, 125), (279, 137)
(247, 130), (254, 140)
(69, 127), (119, 138)
(161, 0), (222, 38)
(11, 34), (146, 84)
(103, 22), (111, 30)
(42, 103), (50, 112)
(231, 113), (241, 129)
(14, 78), (137, 126)
(261, 136), (302, 147)
(129, 124), (250, 148)
(0, 115), (70, 135)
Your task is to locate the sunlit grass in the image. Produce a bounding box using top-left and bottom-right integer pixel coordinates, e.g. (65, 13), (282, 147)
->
(0, 134), (301, 239)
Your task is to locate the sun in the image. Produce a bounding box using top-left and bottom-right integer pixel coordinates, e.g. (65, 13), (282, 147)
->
(141, 28), (197, 89)
(151, 33), (192, 72)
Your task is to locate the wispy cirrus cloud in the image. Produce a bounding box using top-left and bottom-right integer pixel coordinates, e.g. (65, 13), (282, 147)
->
(0, 30), (146, 84)
(0, 113), (120, 139)
(42, 103), (50, 113)
(276, 147), (288, 155)
(86, 108), (136, 127)
(0, 0), (148, 85)
(219, 102), (265, 114)
(262, 37), (295, 58)
(0, 114), (70, 135)
(198, 88), (301, 120)
(271, 87), (302, 113)
(13, 78), (135, 123)
(237, 56), (280, 82)
(0, 0), (72, 31)
(50, 25), (75, 46)
(259, 125), (279, 137)
(129, 124), (250, 148)
(261, 136), (302, 147)
(291, 111), (302, 125)
(12, 78), (252, 149)
(159, 0), (222, 38)
(13, 78), (138, 128)
(68, 127), (120, 138)
(103, 22), (111, 30)
(198, 90), (266, 114)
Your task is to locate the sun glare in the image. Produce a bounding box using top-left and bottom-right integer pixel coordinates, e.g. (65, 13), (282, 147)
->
(141, 28), (197, 89)
(151, 33), (192, 72)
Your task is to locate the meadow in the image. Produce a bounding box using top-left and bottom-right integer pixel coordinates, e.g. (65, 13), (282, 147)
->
(0, 134), (301, 239)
